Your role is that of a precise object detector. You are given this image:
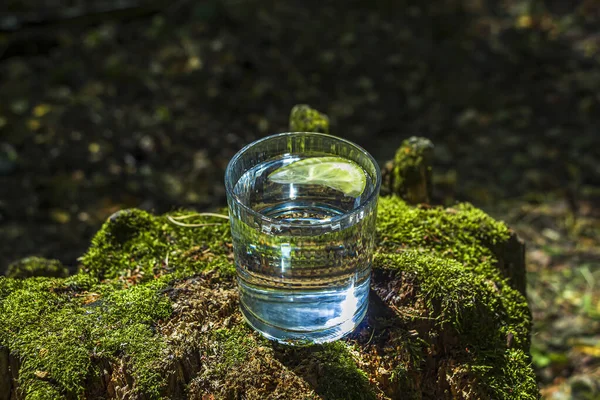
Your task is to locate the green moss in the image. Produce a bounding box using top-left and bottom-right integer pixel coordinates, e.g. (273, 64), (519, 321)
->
(0, 208), (235, 399)
(288, 104), (330, 133)
(194, 325), (375, 399)
(273, 340), (376, 400)
(26, 380), (66, 400)
(0, 275), (172, 399)
(189, 324), (323, 399)
(0, 196), (537, 398)
(62, 272), (101, 292)
(377, 196), (511, 282)
(80, 209), (161, 280)
(193, 325), (269, 397)
(480, 349), (539, 397)
(212, 326), (257, 375)
(376, 251), (529, 341)
(374, 196), (536, 399)
(388, 333), (427, 396)
(310, 342), (375, 400)
(5, 257), (69, 279)
(80, 209), (233, 281)
(383, 137), (434, 203)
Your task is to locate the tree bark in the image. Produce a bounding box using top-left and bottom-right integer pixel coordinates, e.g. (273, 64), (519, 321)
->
(0, 346), (11, 400)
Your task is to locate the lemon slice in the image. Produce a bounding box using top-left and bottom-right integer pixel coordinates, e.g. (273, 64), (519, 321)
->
(268, 156), (367, 197)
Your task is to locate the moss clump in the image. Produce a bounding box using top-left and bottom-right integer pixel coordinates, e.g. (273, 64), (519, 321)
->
(5, 257), (69, 279)
(0, 275), (172, 399)
(480, 349), (539, 397)
(23, 380), (64, 400)
(80, 209), (233, 281)
(381, 137), (434, 203)
(212, 326), (257, 376)
(189, 325), (321, 399)
(376, 197), (512, 283)
(277, 341), (377, 400)
(373, 251), (535, 398)
(313, 342), (375, 399)
(288, 104), (330, 133)
(392, 137), (434, 193)
(370, 196), (536, 399)
(0, 196), (538, 399)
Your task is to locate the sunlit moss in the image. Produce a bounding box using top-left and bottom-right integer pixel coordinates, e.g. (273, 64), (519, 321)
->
(382, 137), (434, 203)
(374, 196), (536, 399)
(289, 104), (330, 133)
(376, 196), (511, 281)
(80, 209), (234, 281)
(212, 326), (257, 375)
(0, 276), (172, 398)
(0, 196), (537, 398)
(25, 380), (65, 400)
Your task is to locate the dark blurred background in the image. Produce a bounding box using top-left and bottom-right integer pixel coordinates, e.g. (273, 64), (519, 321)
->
(0, 0), (599, 396)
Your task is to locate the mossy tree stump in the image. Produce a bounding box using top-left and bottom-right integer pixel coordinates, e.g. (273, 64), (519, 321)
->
(380, 137), (434, 205)
(0, 106), (537, 399)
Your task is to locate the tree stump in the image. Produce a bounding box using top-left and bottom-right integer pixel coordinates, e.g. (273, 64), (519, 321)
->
(0, 106), (536, 399)
(380, 136), (434, 205)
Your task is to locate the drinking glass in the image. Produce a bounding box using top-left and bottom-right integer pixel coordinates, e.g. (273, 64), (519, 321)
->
(225, 132), (381, 344)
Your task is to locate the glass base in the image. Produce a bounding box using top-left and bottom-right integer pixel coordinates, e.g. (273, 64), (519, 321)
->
(239, 296), (368, 345)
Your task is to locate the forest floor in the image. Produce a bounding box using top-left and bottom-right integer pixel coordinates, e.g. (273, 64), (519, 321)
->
(0, 0), (599, 397)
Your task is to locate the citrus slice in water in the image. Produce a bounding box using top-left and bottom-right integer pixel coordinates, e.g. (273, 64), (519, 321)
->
(268, 156), (367, 197)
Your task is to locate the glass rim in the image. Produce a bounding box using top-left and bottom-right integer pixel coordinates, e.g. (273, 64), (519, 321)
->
(224, 131), (382, 229)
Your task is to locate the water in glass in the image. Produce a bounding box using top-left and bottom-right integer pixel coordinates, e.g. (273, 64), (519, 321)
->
(230, 153), (377, 344)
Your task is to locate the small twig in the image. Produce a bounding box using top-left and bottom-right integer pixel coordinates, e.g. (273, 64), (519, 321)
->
(166, 212), (229, 228)
(389, 304), (437, 321)
(366, 328), (376, 345)
(166, 217), (224, 227)
(169, 212), (229, 220)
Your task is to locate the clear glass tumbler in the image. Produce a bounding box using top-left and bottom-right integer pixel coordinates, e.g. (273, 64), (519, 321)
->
(225, 132), (381, 344)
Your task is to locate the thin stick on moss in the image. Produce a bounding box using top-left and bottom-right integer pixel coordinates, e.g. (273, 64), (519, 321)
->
(167, 212), (229, 227)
